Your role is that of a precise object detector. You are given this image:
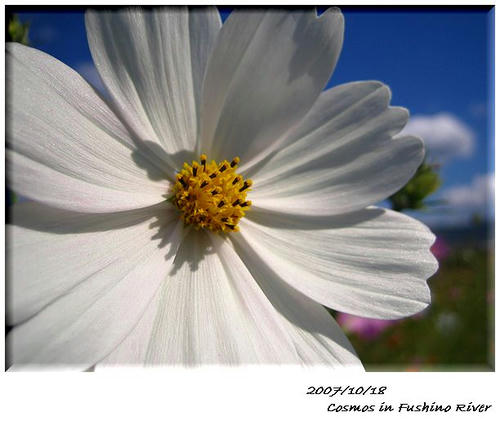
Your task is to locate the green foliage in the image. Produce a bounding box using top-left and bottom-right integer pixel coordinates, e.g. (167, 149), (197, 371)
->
(8, 189), (17, 205)
(7, 14), (30, 45)
(389, 162), (441, 211)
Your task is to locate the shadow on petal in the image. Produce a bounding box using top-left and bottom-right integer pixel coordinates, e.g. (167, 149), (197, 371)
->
(231, 232), (360, 363)
(130, 139), (197, 182)
(247, 206), (386, 230)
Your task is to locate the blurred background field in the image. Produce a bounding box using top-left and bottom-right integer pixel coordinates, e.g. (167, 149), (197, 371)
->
(6, 7), (494, 370)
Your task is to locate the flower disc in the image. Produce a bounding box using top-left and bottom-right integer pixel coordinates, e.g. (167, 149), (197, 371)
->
(172, 155), (252, 233)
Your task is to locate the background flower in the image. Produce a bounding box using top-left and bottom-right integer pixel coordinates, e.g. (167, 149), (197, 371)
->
(336, 313), (397, 341)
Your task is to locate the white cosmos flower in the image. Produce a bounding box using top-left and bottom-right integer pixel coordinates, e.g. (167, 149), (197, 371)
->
(6, 7), (438, 368)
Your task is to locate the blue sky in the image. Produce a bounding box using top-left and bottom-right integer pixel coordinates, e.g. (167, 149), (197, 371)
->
(12, 7), (494, 227)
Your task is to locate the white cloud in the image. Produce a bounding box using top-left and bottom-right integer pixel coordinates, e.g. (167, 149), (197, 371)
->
(75, 61), (106, 94)
(411, 211), (472, 228)
(405, 174), (494, 228)
(402, 113), (475, 163)
(444, 174), (494, 208)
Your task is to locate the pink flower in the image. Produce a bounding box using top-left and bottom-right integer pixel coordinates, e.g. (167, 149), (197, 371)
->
(337, 313), (396, 340)
(431, 236), (450, 261)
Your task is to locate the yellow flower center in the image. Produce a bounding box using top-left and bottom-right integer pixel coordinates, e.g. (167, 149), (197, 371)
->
(172, 154), (252, 233)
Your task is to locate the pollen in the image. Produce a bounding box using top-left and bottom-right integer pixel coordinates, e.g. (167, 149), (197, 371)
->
(171, 154), (252, 233)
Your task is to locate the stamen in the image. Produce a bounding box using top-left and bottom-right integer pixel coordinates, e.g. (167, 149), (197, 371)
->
(239, 180), (253, 192)
(171, 154), (252, 233)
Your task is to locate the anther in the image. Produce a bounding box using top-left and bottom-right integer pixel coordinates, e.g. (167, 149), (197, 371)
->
(232, 199), (241, 206)
(200, 181), (208, 188)
(211, 189), (218, 196)
(209, 173), (217, 179)
(232, 177), (240, 185)
(219, 164), (227, 172)
(178, 178), (187, 188)
(218, 201), (225, 208)
(230, 157), (240, 168)
(225, 224), (236, 230)
(239, 181), (252, 192)
(192, 166), (197, 177)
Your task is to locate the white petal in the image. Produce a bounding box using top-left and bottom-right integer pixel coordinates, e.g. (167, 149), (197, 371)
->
(86, 8), (221, 161)
(100, 229), (361, 367)
(97, 288), (162, 366)
(144, 229), (300, 364)
(7, 201), (176, 325)
(248, 82), (424, 216)
(7, 218), (183, 367)
(8, 151), (168, 213)
(238, 207), (438, 319)
(188, 7), (223, 131)
(199, 8), (344, 163)
(231, 236), (363, 367)
(7, 43), (169, 212)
